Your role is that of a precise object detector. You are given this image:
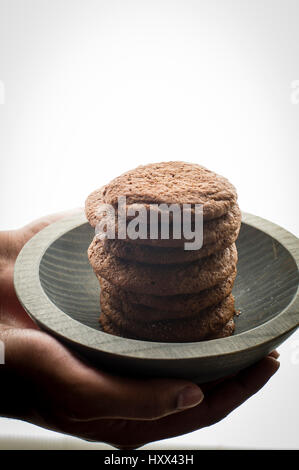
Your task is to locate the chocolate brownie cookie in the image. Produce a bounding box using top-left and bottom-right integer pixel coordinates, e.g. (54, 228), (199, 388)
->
(86, 161), (240, 342)
(86, 201), (241, 248)
(208, 317), (235, 339)
(123, 203), (241, 247)
(88, 238), (238, 295)
(89, 162), (237, 220)
(99, 270), (237, 314)
(100, 311), (235, 342)
(100, 312), (235, 341)
(85, 181), (241, 248)
(85, 186), (107, 229)
(99, 292), (235, 342)
(102, 227), (240, 264)
(100, 286), (234, 322)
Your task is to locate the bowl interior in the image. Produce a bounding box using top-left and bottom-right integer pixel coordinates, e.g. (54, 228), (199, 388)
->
(39, 222), (299, 338)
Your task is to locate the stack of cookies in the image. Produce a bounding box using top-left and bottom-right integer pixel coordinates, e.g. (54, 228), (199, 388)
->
(86, 161), (241, 342)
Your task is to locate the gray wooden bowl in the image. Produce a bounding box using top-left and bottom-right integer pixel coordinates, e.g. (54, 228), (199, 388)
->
(14, 211), (299, 383)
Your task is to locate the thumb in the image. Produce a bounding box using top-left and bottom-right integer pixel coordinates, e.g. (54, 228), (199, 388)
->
(71, 368), (205, 421)
(14, 208), (83, 253)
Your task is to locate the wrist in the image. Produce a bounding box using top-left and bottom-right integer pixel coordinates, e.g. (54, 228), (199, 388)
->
(0, 327), (32, 420)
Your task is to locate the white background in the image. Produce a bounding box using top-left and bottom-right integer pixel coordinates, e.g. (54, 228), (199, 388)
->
(0, 0), (298, 449)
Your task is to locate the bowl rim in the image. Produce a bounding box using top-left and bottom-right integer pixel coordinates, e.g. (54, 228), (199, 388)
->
(14, 210), (299, 361)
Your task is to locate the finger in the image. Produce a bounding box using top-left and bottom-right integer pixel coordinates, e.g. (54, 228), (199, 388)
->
(200, 351), (279, 393)
(268, 350), (279, 359)
(98, 356), (280, 448)
(197, 356), (280, 426)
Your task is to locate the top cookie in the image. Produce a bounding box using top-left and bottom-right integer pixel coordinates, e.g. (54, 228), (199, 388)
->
(85, 161), (237, 224)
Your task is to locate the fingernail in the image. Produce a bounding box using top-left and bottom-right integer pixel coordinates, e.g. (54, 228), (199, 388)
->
(177, 386), (204, 410)
(271, 350), (280, 359)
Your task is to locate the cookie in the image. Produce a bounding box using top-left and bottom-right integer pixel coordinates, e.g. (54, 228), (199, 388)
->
(125, 203), (241, 247)
(208, 317), (235, 340)
(99, 270), (237, 314)
(86, 200), (241, 249)
(88, 237), (238, 295)
(100, 286), (234, 322)
(102, 227), (240, 264)
(86, 161), (240, 343)
(85, 161), (238, 226)
(85, 186), (107, 230)
(100, 311), (235, 342)
(99, 292), (236, 342)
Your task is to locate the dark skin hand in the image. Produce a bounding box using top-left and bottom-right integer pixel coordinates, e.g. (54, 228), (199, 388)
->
(0, 212), (280, 449)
